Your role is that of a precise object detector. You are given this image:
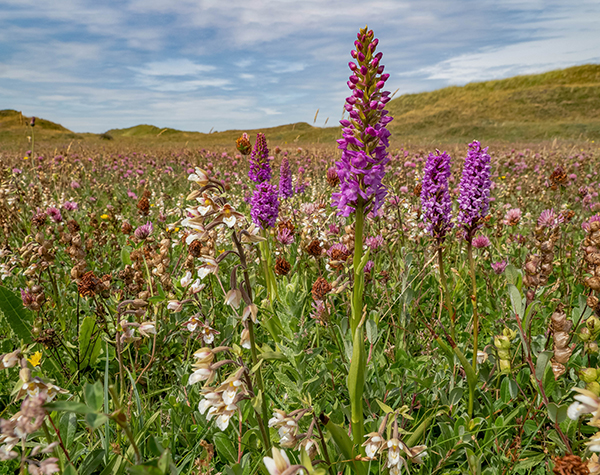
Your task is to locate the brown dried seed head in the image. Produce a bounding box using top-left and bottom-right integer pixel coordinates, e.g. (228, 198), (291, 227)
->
(306, 239), (323, 258)
(587, 295), (599, 311)
(188, 240), (203, 257)
(311, 277), (332, 301)
(137, 196), (150, 216)
(121, 221), (133, 234)
(552, 453), (589, 475)
(326, 168), (340, 187)
(274, 256), (291, 276)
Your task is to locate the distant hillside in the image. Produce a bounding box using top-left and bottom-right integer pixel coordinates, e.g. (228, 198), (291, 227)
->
(0, 109), (73, 133)
(105, 121), (341, 146)
(386, 64), (600, 141)
(2, 64), (599, 148)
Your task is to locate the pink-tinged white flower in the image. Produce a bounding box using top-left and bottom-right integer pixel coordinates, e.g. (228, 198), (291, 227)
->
(167, 300), (183, 312)
(491, 260), (508, 275)
(406, 444), (428, 463)
(567, 387), (600, 422)
(188, 367), (214, 385)
(588, 433), (600, 453)
(200, 325), (219, 345)
(180, 271), (192, 287)
(1, 350), (20, 369)
(363, 433), (384, 459)
(242, 304), (258, 323)
(197, 257), (219, 280)
(190, 279), (205, 294)
(215, 405), (237, 430)
(188, 168), (210, 186)
(138, 321), (156, 338)
(224, 289), (242, 309)
(263, 448), (295, 475)
(240, 328), (251, 349)
(184, 315), (201, 332)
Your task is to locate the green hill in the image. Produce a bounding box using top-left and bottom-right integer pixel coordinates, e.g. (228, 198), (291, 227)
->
(386, 64), (600, 141)
(2, 64), (599, 148)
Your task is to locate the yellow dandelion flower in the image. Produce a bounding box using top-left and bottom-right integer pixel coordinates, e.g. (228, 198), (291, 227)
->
(23, 156), (29, 160)
(28, 351), (42, 367)
(100, 214), (109, 219)
(175, 227), (180, 232)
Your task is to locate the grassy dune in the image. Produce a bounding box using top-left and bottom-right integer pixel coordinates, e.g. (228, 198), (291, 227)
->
(1, 64), (598, 151)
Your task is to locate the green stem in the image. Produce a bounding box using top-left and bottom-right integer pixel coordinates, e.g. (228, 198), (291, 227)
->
(348, 201), (365, 446)
(247, 319), (271, 451)
(438, 244), (455, 340)
(467, 240), (478, 370)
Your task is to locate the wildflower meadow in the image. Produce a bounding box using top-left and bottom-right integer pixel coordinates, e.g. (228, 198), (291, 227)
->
(2, 26), (600, 475)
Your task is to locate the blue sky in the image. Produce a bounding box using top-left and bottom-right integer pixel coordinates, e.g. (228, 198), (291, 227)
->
(1, 0), (599, 133)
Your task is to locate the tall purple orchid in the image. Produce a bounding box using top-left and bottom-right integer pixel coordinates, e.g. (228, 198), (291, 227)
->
(278, 156), (293, 199)
(458, 140), (492, 241)
(333, 26), (392, 449)
(421, 150), (453, 242)
(251, 182), (279, 229)
(248, 133), (272, 184)
(331, 29), (392, 217)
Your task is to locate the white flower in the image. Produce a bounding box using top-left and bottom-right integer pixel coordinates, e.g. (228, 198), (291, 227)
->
(476, 351), (488, 364)
(224, 289), (242, 309)
(180, 271), (192, 287)
(240, 328), (251, 349)
(589, 433), (600, 452)
(167, 300), (183, 312)
(139, 322), (156, 338)
(188, 367), (213, 385)
(223, 215), (237, 227)
(263, 448), (294, 475)
(363, 433), (383, 459)
(222, 380), (242, 405)
(190, 279), (205, 294)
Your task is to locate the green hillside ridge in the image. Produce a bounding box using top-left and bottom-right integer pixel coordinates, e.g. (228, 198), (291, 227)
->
(1, 64), (599, 148)
(386, 64), (600, 141)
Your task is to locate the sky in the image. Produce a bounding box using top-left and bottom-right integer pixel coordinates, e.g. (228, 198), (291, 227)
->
(1, 0), (599, 134)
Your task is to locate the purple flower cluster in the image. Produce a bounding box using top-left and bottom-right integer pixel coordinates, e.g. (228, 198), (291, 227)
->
(458, 141), (492, 239)
(278, 156), (293, 199)
(331, 27), (393, 217)
(248, 133), (271, 184)
(420, 150), (453, 241)
(250, 182), (280, 229)
(134, 221), (153, 240)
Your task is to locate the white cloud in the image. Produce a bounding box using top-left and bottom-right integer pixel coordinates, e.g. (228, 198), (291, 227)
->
(130, 59), (216, 77)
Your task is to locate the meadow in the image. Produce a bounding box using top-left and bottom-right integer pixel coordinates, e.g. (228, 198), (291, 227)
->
(1, 27), (600, 475)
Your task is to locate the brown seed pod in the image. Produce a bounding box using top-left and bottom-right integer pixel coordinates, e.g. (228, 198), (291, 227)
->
(311, 277), (331, 301)
(274, 257), (291, 276)
(306, 240), (323, 258)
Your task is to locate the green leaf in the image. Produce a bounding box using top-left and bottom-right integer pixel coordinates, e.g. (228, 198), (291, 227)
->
(547, 403), (568, 424)
(500, 377), (512, 403)
(514, 454), (545, 471)
(79, 450), (105, 475)
(508, 284), (522, 317)
(505, 264), (519, 286)
(376, 399), (394, 414)
(449, 387), (464, 405)
(79, 316), (102, 368)
(85, 413), (109, 430)
(366, 319), (378, 344)
(0, 285), (33, 343)
(63, 464), (80, 475)
(535, 351), (553, 381)
(213, 432), (237, 464)
(46, 401), (95, 414)
(84, 381), (104, 412)
(121, 246), (132, 266)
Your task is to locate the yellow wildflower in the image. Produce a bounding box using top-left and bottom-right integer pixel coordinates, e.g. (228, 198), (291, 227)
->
(28, 351), (42, 367)
(100, 214), (109, 219)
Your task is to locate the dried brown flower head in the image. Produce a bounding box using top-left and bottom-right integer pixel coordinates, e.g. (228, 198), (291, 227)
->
(413, 183), (422, 197)
(549, 166), (568, 189)
(311, 277), (331, 301)
(274, 256), (291, 276)
(188, 240), (203, 257)
(326, 168), (340, 187)
(552, 454), (589, 475)
(236, 134), (252, 155)
(67, 219), (80, 234)
(121, 221), (133, 234)
(278, 219), (295, 235)
(306, 239), (323, 258)
(78, 271), (101, 297)
(137, 196), (150, 216)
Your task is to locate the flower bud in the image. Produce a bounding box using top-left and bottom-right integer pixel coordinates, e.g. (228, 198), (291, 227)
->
(580, 367), (598, 383)
(588, 381), (600, 396)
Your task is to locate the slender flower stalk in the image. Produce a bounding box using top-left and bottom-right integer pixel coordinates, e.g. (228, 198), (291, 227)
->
(333, 25), (392, 448)
(421, 150), (455, 337)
